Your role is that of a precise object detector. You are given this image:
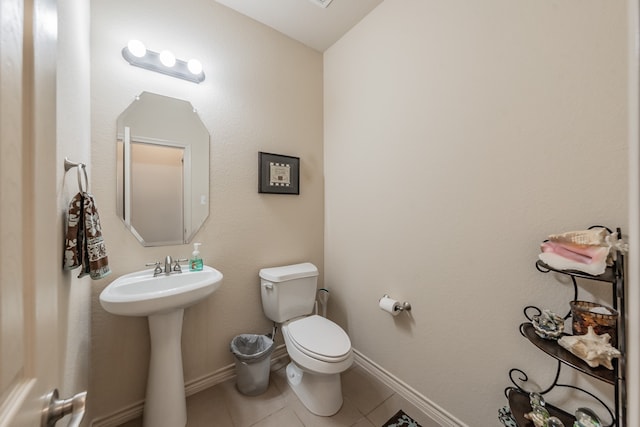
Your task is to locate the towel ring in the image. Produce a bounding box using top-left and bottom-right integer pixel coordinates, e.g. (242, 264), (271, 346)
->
(64, 157), (89, 193)
(77, 164), (88, 193)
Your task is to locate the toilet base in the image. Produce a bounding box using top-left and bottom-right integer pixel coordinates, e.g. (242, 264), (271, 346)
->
(286, 362), (343, 416)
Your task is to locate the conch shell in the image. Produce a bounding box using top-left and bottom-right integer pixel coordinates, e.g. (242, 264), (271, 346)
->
(548, 228), (608, 246)
(541, 227), (628, 275)
(558, 326), (621, 370)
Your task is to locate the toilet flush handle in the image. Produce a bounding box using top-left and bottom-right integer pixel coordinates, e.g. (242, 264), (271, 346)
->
(263, 282), (273, 290)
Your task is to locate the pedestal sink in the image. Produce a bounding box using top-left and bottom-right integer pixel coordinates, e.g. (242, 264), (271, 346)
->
(99, 265), (223, 427)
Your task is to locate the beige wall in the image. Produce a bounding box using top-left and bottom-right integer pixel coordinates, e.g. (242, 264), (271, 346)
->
(87, 0), (631, 424)
(57, 0), (91, 415)
(90, 0), (324, 420)
(324, 0), (628, 425)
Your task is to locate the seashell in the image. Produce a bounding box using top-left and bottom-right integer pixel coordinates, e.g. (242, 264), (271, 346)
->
(574, 407), (602, 427)
(557, 326), (621, 370)
(524, 408), (549, 427)
(605, 232), (629, 262)
(524, 406), (549, 427)
(523, 392), (550, 427)
(542, 228), (629, 272)
(547, 417), (565, 427)
(529, 392), (545, 409)
(532, 310), (565, 340)
(548, 228), (608, 246)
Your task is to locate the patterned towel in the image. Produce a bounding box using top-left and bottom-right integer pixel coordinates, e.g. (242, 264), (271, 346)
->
(63, 193), (83, 271)
(64, 192), (111, 280)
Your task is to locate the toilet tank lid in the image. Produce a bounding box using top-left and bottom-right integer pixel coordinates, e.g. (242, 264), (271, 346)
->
(259, 262), (318, 282)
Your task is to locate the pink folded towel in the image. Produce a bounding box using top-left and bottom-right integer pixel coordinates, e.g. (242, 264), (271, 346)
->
(540, 241), (608, 265)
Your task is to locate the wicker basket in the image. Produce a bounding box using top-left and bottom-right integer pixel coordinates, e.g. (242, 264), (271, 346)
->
(570, 300), (618, 347)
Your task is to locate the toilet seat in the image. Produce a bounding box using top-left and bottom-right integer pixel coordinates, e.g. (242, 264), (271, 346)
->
(284, 315), (351, 363)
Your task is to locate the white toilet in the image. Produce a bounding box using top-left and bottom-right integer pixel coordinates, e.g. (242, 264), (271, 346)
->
(259, 262), (353, 416)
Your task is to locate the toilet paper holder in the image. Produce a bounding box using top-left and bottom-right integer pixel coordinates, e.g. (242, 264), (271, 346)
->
(382, 294), (412, 313)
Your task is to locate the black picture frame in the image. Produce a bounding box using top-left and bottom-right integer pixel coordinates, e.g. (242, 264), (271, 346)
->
(258, 152), (300, 195)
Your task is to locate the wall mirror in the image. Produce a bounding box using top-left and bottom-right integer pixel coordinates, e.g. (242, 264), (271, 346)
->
(116, 92), (210, 246)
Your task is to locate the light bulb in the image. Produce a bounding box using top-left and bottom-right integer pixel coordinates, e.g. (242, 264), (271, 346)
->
(159, 50), (176, 67)
(187, 59), (203, 75)
(127, 40), (146, 58)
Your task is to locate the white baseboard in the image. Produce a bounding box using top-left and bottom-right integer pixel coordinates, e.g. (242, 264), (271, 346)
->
(90, 345), (289, 427)
(91, 346), (466, 427)
(186, 344), (290, 397)
(90, 399), (145, 427)
(352, 349), (468, 427)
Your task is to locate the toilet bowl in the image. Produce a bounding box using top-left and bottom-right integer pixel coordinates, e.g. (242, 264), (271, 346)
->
(282, 315), (353, 416)
(259, 262), (353, 416)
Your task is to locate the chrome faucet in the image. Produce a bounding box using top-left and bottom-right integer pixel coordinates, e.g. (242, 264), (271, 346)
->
(146, 256), (187, 277)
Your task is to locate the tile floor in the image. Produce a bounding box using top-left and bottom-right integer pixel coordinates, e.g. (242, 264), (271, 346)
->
(117, 361), (441, 427)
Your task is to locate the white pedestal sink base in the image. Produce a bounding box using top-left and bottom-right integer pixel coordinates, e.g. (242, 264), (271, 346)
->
(143, 309), (187, 427)
(98, 266), (223, 427)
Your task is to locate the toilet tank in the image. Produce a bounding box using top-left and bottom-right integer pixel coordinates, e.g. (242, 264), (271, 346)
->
(259, 262), (319, 323)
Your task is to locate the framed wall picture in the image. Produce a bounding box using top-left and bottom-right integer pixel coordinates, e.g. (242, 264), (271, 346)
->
(258, 152), (300, 195)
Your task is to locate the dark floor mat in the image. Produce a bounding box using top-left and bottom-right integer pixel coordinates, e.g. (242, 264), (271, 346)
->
(381, 409), (422, 427)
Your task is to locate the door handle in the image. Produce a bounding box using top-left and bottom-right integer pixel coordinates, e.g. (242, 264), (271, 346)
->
(41, 388), (87, 427)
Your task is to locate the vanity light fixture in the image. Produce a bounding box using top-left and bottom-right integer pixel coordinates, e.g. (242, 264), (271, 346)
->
(122, 40), (205, 84)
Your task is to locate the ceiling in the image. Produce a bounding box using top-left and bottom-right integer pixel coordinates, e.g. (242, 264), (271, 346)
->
(215, 0), (384, 52)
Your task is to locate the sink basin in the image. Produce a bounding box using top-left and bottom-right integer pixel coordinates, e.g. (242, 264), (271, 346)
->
(99, 265), (223, 427)
(99, 265), (223, 316)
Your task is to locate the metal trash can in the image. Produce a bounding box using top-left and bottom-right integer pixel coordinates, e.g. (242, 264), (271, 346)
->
(230, 334), (275, 396)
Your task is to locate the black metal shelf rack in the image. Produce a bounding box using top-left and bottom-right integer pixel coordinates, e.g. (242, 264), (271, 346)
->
(503, 227), (626, 427)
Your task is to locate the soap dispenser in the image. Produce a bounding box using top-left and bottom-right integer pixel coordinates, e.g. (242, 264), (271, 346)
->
(189, 243), (203, 271)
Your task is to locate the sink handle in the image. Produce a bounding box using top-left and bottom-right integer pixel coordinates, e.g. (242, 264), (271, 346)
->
(173, 259), (188, 273)
(145, 262), (163, 276)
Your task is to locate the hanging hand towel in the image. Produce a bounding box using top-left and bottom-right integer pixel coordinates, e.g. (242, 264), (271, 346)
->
(81, 192), (111, 280)
(63, 192), (111, 279)
(63, 192), (84, 271)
